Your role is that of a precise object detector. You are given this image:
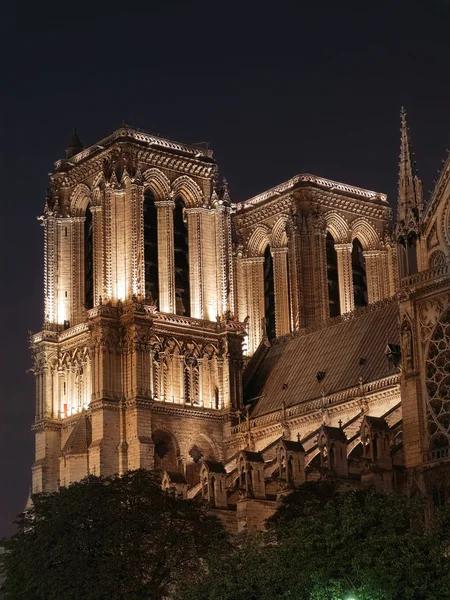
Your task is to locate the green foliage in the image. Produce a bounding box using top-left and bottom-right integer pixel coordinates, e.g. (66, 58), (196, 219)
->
(0, 470), (227, 600)
(179, 483), (450, 600)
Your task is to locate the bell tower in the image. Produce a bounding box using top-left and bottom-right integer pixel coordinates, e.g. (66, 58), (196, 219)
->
(31, 127), (245, 493)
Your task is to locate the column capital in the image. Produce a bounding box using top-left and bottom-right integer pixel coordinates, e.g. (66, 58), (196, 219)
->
(242, 256), (265, 264)
(334, 243), (353, 252)
(154, 199), (175, 209)
(271, 246), (288, 255)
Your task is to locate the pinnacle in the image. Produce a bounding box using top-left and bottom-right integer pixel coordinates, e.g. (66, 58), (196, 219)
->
(66, 126), (84, 159)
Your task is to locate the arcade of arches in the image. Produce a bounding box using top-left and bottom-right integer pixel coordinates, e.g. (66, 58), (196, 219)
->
(32, 121), (450, 532)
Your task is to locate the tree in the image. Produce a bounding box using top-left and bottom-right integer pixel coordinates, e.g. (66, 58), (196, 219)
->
(270, 488), (450, 600)
(178, 483), (450, 600)
(0, 470), (228, 600)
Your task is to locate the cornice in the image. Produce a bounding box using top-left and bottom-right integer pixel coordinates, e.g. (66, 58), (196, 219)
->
(233, 187), (390, 230)
(149, 400), (229, 422)
(52, 138), (216, 188)
(32, 418), (62, 433)
(234, 174), (388, 213)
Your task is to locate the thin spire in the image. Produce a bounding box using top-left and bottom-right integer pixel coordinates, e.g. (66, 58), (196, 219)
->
(396, 107), (423, 239)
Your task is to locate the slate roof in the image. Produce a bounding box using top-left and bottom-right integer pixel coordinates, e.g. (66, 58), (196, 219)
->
(321, 425), (347, 442)
(363, 415), (390, 431)
(247, 300), (399, 418)
(281, 440), (305, 453)
(61, 413), (92, 455)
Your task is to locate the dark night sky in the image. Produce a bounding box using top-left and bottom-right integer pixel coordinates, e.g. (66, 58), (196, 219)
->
(1, 0), (450, 537)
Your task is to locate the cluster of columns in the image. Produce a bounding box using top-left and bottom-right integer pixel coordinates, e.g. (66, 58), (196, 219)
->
(236, 213), (393, 355)
(43, 179), (235, 329)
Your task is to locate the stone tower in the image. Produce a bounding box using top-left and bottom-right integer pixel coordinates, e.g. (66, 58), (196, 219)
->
(30, 127), (245, 493)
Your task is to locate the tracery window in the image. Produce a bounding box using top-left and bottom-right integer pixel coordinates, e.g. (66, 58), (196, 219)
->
(351, 238), (367, 309)
(326, 232), (340, 317)
(263, 245), (276, 339)
(173, 199), (190, 316)
(429, 250), (446, 269)
(84, 204), (94, 310)
(144, 190), (159, 304)
(426, 307), (450, 455)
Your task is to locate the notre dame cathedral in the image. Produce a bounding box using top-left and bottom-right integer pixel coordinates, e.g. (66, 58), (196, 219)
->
(29, 109), (450, 530)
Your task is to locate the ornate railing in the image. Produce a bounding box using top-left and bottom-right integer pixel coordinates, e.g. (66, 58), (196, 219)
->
(424, 446), (450, 464)
(54, 127), (214, 170)
(401, 261), (450, 288)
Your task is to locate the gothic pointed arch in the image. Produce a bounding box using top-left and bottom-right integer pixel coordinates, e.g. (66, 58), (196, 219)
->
(247, 225), (271, 257)
(350, 218), (380, 250)
(70, 184), (91, 217)
(171, 175), (203, 208)
(324, 212), (350, 244)
(142, 168), (171, 201)
(271, 216), (289, 248)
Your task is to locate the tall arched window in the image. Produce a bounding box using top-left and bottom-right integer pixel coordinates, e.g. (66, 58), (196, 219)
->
(84, 204), (94, 310)
(326, 232), (340, 318)
(406, 232), (418, 275)
(352, 238), (367, 309)
(174, 198), (190, 316)
(144, 190), (159, 304)
(263, 245), (276, 340)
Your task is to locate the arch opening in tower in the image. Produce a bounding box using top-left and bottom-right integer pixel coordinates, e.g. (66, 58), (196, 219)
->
(326, 232), (340, 318)
(173, 198), (190, 316)
(263, 245), (276, 340)
(84, 204), (94, 310)
(144, 190), (159, 305)
(351, 238), (367, 308)
(406, 232), (418, 275)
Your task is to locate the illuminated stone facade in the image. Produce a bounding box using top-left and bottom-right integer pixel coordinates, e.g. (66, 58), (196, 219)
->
(29, 112), (450, 530)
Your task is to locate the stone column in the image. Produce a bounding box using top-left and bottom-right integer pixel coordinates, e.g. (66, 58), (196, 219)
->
(104, 187), (113, 300)
(311, 222), (329, 323)
(234, 251), (247, 323)
(130, 183), (145, 300)
(90, 206), (104, 307)
(215, 205), (234, 319)
(335, 243), (354, 314)
(72, 217), (85, 324)
(185, 208), (203, 318)
(272, 247), (290, 336)
(286, 216), (302, 330)
(363, 250), (383, 304)
(242, 257), (265, 355)
(155, 198), (175, 313)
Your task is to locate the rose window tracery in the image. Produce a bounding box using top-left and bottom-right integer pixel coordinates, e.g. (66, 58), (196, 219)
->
(426, 308), (450, 451)
(429, 250), (446, 269)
